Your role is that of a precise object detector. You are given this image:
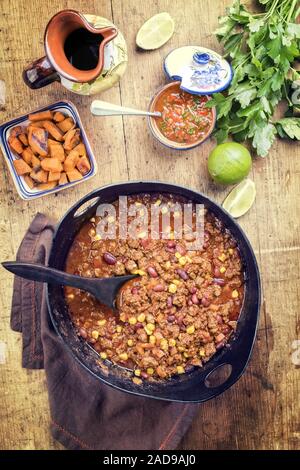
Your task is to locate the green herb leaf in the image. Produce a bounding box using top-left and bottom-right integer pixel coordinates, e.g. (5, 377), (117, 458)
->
(211, 0), (300, 157)
(276, 118), (300, 140)
(252, 123), (277, 157)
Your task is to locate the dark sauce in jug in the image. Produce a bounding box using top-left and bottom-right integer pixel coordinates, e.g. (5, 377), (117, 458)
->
(64, 28), (103, 71)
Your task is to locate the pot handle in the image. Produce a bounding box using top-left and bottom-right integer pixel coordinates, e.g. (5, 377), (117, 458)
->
(23, 56), (60, 89)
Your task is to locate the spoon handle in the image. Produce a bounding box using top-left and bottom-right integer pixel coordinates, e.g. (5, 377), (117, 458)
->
(91, 100), (161, 117)
(2, 261), (97, 292)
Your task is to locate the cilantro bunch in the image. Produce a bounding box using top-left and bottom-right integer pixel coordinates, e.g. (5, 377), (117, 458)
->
(207, 0), (300, 156)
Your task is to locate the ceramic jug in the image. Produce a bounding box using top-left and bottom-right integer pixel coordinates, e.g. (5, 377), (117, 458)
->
(23, 10), (127, 95)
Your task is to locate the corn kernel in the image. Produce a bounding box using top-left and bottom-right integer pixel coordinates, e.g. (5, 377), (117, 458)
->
(149, 335), (156, 345)
(184, 352), (190, 358)
(179, 256), (187, 266)
(177, 366), (185, 374)
(94, 234), (101, 241)
(147, 368), (154, 375)
(137, 313), (146, 322)
(119, 352), (128, 361)
(175, 252), (182, 259)
(127, 339), (134, 346)
(172, 279), (180, 285)
(137, 231), (147, 239)
(100, 352), (107, 359)
(228, 248), (234, 255)
(120, 313), (126, 322)
(178, 346), (185, 352)
(154, 199), (161, 206)
(132, 377), (142, 385)
(67, 293), (75, 300)
(218, 253), (226, 262)
(160, 339), (168, 351)
(165, 261), (171, 270)
(169, 283), (177, 294)
(146, 323), (155, 332)
(144, 326), (153, 335)
(97, 319), (106, 326)
(129, 317), (137, 325)
(232, 289), (239, 299)
(186, 325), (195, 334)
(161, 206), (168, 215)
(220, 266), (226, 274)
(134, 369), (141, 376)
(168, 339), (176, 347)
(199, 348), (205, 357)
(116, 325), (123, 333)
(91, 330), (99, 340)
(132, 269), (146, 276)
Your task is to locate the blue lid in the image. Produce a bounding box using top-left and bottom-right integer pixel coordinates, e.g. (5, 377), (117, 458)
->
(164, 46), (233, 95)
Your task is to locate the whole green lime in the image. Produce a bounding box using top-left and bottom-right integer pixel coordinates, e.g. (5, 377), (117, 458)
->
(208, 142), (252, 185)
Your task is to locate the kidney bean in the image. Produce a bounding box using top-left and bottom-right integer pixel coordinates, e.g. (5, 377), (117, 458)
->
(213, 278), (225, 286)
(167, 296), (173, 308)
(177, 268), (188, 281)
(148, 266), (158, 278)
(221, 325), (231, 335)
(188, 299), (193, 306)
(190, 286), (197, 294)
(167, 240), (176, 248)
(201, 297), (211, 307)
(131, 287), (139, 294)
(141, 372), (149, 379)
(153, 283), (164, 292)
(140, 239), (149, 248)
(216, 314), (223, 324)
(184, 232), (195, 242)
(103, 252), (116, 265)
(214, 267), (221, 277)
(79, 328), (87, 339)
(167, 315), (175, 323)
(176, 244), (187, 256)
(216, 341), (226, 350)
(165, 246), (176, 253)
(192, 293), (199, 304)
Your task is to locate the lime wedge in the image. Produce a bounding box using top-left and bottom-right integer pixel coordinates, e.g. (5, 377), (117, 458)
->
(222, 179), (256, 218)
(136, 12), (175, 50)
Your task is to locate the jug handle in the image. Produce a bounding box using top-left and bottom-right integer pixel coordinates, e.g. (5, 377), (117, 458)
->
(23, 56), (60, 89)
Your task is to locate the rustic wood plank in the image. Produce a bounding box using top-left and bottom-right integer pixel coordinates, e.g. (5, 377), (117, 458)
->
(0, 0), (299, 450)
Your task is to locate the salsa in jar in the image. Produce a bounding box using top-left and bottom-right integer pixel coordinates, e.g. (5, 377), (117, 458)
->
(153, 83), (215, 145)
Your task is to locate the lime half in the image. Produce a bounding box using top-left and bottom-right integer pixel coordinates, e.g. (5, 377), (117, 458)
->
(223, 179), (256, 218)
(136, 12), (175, 50)
(208, 142), (252, 185)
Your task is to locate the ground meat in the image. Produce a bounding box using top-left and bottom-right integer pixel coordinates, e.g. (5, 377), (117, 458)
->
(65, 193), (245, 382)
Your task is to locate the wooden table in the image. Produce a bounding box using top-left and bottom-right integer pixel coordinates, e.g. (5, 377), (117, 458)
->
(0, 0), (299, 451)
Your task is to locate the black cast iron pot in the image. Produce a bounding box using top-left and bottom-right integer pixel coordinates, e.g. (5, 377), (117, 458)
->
(47, 181), (261, 403)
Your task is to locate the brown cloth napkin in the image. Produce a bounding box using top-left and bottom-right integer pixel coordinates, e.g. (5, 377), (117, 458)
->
(10, 213), (198, 450)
